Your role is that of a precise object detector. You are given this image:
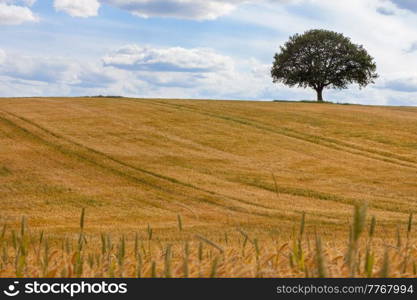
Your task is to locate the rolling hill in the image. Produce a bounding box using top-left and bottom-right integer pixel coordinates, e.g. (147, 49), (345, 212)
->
(1, 97), (417, 238)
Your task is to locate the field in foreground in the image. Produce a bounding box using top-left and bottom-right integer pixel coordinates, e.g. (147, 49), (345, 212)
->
(1, 97), (417, 277)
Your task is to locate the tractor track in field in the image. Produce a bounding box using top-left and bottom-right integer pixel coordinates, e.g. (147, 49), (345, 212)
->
(1, 103), (414, 216)
(0, 109), (305, 221)
(0, 112), (171, 212)
(133, 99), (417, 171)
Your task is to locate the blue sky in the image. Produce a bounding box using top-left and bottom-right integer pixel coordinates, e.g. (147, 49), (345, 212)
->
(0, 0), (417, 105)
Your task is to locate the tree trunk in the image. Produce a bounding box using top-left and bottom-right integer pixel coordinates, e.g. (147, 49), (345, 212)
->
(316, 87), (324, 102)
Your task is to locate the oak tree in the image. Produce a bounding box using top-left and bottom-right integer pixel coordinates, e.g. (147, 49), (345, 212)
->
(271, 29), (378, 102)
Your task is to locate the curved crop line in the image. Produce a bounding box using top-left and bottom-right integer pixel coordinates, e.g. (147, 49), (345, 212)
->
(0, 112), (234, 215)
(242, 180), (415, 215)
(0, 110), (284, 219)
(144, 100), (417, 168)
(0, 113), (172, 212)
(4, 102), (411, 218)
(134, 99), (417, 170)
(283, 127), (417, 165)
(90, 99), (415, 213)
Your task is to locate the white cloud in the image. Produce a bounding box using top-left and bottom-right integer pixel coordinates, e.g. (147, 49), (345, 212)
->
(48, 0), (304, 23)
(0, 2), (38, 25)
(0, 0), (36, 5)
(101, 44), (288, 99)
(0, 49), (6, 64)
(54, 0), (100, 18)
(0, 50), (120, 91)
(101, 0), (240, 20)
(388, 0), (417, 13)
(102, 45), (233, 72)
(0, 55), (77, 84)
(379, 77), (417, 93)
(0, 45), (286, 100)
(53, 0), (286, 21)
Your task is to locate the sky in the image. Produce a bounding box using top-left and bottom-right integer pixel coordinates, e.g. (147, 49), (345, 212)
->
(0, 0), (417, 105)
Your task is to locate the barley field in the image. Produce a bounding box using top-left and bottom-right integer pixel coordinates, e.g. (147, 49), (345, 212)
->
(1, 97), (417, 277)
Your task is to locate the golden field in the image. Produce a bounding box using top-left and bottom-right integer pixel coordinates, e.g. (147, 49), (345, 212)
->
(1, 97), (417, 277)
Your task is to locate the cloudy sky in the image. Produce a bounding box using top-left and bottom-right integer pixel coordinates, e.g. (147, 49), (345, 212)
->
(0, 0), (417, 105)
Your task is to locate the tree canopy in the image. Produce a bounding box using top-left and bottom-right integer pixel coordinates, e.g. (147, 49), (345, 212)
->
(271, 29), (378, 102)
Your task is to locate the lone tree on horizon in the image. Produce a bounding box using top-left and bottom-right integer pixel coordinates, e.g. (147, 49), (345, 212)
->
(271, 29), (378, 102)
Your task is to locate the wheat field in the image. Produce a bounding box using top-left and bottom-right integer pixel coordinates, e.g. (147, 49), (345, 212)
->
(1, 97), (417, 277)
